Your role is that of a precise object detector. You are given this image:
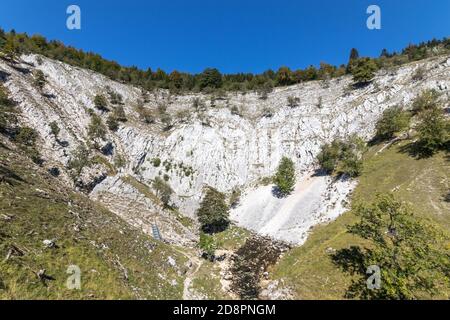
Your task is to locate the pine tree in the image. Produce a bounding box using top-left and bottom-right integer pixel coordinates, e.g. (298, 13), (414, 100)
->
(351, 58), (378, 85)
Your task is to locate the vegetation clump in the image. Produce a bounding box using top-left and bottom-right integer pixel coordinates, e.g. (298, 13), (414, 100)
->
(317, 135), (366, 177)
(196, 187), (230, 234)
(333, 193), (450, 300)
(274, 157), (296, 197)
(375, 106), (411, 140)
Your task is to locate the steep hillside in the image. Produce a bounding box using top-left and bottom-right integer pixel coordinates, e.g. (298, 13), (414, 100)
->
(270, 140), (450, 299)
(0, 137), (191, 299)
(0, 54), (448, 246)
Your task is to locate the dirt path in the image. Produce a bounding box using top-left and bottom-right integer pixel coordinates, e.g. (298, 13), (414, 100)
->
(172, 247), (204, 300)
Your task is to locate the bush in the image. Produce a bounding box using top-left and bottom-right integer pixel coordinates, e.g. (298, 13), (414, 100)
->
(33, 70), (46, 90)
(152, 176), (173, 208)
(106, 115), (119, 131)
(94, 94), (109, 111)
(197, 187), (230, 234)
(274, 157), (296, 197)
(68, 145), (91, 176)
(287, 96), (300, 108)
(412, 89), (440, 114)
(199, 232), (217, 261)
(375, 106), (411, 140)
(49, 121), (60, 138)
(351, 58), (378, 85)
(87, 114), (107, 145)
(136, 103), (154, 124)
(151, 158), (161, 167)
(416, 107), (449, 156)
(14, 126), (38, 146)
(317, 135), (366, 177)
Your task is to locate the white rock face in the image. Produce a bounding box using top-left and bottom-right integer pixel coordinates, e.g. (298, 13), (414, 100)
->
(1, 54), (449, 245)
(231, 174), (356, 244)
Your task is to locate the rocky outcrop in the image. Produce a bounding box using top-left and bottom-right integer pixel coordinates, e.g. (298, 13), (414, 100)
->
(1, 54), (449, 245)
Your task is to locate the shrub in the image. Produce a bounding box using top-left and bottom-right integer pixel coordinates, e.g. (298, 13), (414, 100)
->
(49, 121), (60, 138)
(151, 158), (161, 167)
(152, 176), (173, 208)
(317, 135), (366, 177)
(375, 106), (411, 140)
(87, 114), (107, 145)
(136, 103), (154, 124)
(33, 70), (46, 90)
(416, 107), (449, 155)
(106, 115), (119, 131)
(351, 58), (378, 85)
(274, 157), (296, 197)
(14, 126), (38, 146)
(412, 89), (440, 114)
(229, 187), (242, 208)
(94, 94), (109, 111)
(68, 145), (91, 176)
(287, 96), (300, 108)
(197, 187), (230, 234)
(199, 232), (217, 261)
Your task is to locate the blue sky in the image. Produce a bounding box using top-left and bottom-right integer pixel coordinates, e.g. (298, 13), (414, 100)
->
(1, 0), (449, 73)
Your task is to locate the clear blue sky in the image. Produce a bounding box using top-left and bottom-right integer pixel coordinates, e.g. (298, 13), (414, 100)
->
(1, 0), (449, 74)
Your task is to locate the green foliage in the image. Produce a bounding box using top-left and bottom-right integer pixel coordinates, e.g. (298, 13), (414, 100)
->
(1, 30), (448, 93)
(33, 70), (46, 90)
(274, 157), (296, 197)
(93, 94), (108, 111)
(106, 115), (119, 132)
(136, 103), (154, 124)
(317, 135), (366, 177)
(68, 145), (91, 176)
(199, 232), (217, 261)
(229, 187), (242, 208)
(416, 106), (449, 156)
(199, 68), (222, 90)
(412, 89), (440, 114)
(112, 105), (127, 122)
(152, 176), (173, 208)
(351, 58), (379, 85)
(151, 158), (161, 167)
(87, 114), (107, 145)
(49, 121), (60, 138)
(14, 127), (38, 146)
(334, 193), (450, 299)
(0, 84), (16, 134)
(197, 187), (230, 234)
(375, 106), (411, 140)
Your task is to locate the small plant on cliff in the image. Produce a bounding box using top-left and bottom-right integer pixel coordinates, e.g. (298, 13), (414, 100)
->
(152, 176), (173, 208)
(375, 106), (411, 140)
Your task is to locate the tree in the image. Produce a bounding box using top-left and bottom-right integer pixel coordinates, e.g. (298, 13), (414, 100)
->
(351, 58), (378, 85)
(169, 70), (183, 89)
(196, 187), (230, 233)
(152, 176), (174, 208)
(416, 106), (449, 156)
(375, 106), (411, 140)
(346, 48), (360, 73)
(276, 67), (295, 86)
(2, 36), (17, 60)
(333, 193), (450, 299)
(274, 157), (296, 197)
(199, 68), (222, 90)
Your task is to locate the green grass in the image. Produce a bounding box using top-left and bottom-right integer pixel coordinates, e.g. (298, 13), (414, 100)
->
(0, 140), (188, 300)
(271, 140), (450, 299)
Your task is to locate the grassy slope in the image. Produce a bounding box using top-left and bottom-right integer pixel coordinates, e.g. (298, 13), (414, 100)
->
(271, 140), (450, 299)
(0, 140), (189, 300)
